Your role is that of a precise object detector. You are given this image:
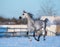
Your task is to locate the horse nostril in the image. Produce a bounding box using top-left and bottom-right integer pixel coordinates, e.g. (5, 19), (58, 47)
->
(19, 16), (22, 19)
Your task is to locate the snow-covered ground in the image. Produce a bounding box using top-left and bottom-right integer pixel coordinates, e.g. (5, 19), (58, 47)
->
(0, 36), (60, 47)
(0, 28), (60, 47)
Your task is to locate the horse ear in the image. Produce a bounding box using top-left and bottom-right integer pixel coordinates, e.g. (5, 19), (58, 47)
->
(23, 10), (26, 13)
(22, 10), (27, 15)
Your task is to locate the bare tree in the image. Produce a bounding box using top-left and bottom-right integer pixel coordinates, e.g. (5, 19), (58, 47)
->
(38, 0), (57, 16)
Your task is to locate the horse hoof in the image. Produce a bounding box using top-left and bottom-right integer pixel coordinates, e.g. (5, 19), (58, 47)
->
(43, 39), (46, 41)
(37, 40), (40, 41)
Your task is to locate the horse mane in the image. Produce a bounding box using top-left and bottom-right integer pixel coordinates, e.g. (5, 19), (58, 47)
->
(28, 13), (33, 19)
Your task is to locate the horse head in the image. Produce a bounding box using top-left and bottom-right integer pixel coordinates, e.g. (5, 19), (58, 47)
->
(19, 11), (33, 20)
(19, 11), (29, 19)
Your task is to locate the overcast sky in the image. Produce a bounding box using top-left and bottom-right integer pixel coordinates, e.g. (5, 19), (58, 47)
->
(0, 0), (60, 18)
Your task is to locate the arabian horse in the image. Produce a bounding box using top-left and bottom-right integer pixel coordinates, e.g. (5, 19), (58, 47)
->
(19, 11), (48, 41)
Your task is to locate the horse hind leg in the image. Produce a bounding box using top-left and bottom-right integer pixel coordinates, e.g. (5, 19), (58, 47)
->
(43, 35), (46, 41)
(33, 31), (41, 41)
(36, 34), (41, 41)
(43, 31), (47, 41)
(42, 31), (46, 41)
(34, 35), (40, 41)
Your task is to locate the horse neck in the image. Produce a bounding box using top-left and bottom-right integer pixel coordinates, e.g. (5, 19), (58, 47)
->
(27, 16), (34, 25)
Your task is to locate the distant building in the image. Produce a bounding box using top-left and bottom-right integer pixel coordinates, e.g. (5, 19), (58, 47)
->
(41, 16), (60, 36)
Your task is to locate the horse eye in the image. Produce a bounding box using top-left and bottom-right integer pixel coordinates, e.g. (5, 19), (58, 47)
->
(23, 14), (24, 15)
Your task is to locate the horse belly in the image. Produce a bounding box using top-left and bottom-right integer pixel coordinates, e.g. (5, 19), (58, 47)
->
(35, 30), (42, 36)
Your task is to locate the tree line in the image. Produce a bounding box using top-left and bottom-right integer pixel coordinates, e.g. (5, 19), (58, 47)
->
(0, 16), (27, 24)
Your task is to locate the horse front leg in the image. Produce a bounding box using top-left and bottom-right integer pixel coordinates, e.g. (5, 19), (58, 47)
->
(26, 31), (29, 37)
(26, 31), (30, 39)
(27, 29), (32, 41)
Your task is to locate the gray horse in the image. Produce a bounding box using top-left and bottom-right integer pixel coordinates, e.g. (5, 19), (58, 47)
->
(19, 11), (48, 41)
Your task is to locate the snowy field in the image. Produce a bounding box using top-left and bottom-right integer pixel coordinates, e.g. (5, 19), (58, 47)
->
(0, 36), (60, 47)
(0, 28), (60, 47)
